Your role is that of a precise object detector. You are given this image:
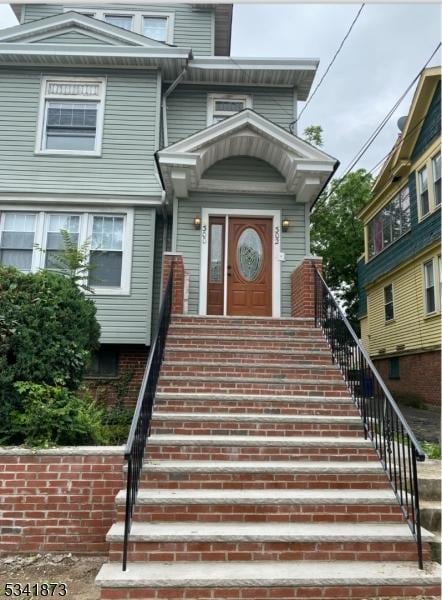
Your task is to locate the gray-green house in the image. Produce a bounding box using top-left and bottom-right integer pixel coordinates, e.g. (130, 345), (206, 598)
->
(0, 4), (338, 386)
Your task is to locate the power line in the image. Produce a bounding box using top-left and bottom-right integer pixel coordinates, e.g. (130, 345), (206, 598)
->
(289, 4), (365, 133)
(313, 41), (441, 208)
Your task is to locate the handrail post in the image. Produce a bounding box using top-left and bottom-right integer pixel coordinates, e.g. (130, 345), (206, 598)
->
(411, 446), (424, 570)
(122, 455), (132, 572)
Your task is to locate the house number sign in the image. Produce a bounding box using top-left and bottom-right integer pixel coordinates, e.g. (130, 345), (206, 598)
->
(274, 226), (280, 246)
(201, 224), (208, 244)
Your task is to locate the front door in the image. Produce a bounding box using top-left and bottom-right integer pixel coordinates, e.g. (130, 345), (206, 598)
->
(228, 217), (272, 316)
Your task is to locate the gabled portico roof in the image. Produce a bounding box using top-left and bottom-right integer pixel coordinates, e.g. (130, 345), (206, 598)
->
(157, 109), (338, 205)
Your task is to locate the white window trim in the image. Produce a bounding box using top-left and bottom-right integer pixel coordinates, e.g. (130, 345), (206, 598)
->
(67, 8), (174, 43)
(431, 150), (441, 207)
(207, 93), (253, 126)
(0, 206), (133, 296)
(423, 257), (440, 315)
(199, 208), (281, 317)
(35, 75), (107, 157)
(383, 283), (394, 323)
(416, 151), (442, 221)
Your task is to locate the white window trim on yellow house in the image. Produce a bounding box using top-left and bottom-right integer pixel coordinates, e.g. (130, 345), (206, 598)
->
(422, 254), (442, 316)
(415, 146), (442, 221)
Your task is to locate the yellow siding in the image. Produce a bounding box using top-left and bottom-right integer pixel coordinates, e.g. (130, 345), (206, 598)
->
(360, 316), (369, 352)
(366, 244), (441, 356)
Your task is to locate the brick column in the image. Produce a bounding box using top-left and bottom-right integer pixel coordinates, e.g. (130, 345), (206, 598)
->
(291, 256), (323, 318)
(162, 252), (185, 314)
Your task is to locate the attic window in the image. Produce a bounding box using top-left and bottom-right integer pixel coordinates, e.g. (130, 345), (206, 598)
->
(104, 14), (133, 31)
(143, 16), (168, 41)
(207, 94), (252, 125)
(37, 77), (106, 156)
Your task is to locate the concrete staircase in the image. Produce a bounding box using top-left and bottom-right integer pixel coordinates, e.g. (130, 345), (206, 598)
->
(96, 316), (441, 599)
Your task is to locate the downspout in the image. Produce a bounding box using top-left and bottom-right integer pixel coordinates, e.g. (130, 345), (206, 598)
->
(161, 51), (193, 148)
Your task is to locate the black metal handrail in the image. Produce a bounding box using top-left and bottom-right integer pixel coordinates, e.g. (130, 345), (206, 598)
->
(122, 267), (174, 571)
(314, 269), (426, 569)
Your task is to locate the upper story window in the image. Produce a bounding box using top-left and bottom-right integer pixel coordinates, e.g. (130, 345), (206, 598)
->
(424, 259), (436, 314)
(104, 14), (133, 31)
(367, 185), (411, 259)
(71, 9), (174, 43)
(207, 94), (252, 125)
(0, 210), (133, 295)
(384, 283), (394, 322)
(36, 77), (106, 156)
(432, 151), (441, 206)
(418, 166), (429, 217)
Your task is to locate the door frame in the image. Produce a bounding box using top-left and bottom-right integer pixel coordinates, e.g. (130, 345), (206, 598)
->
(199, 207), (281, 317)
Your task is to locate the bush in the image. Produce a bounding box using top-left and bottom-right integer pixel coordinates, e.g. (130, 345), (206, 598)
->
(101, 405), (133, 445)
(0, 266), (100, 443)
(10, 382), (107, 447)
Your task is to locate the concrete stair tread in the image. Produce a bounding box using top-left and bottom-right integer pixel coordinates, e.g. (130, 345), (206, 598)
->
(107, 521), (434, 542)
(421, 500), (442, 509)
(96, 560), (442, 588)
(115, 488), (398, 505)
(148, 434), (368, 446)
(155, 392), (353, 403)
(142, 459), (384, 473)
(153, 412), (361, 423)
(160, 375), (345, 385)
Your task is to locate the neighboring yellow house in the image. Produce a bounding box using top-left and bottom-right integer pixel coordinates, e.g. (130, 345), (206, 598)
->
(358, 67), (441, 407)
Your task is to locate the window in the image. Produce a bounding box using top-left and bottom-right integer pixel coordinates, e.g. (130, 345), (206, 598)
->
(424, 259), (436, 314)
(89, 216), (124, 288)
(208, 94), (252, 125)
(418, 166), (429, 217)
(432, 152), (441, 206)
(143, 16), (167, 41)
(104, 14), (133, 30)
(367, 186), (411, 258)
(45, 214), (80, 269)
(0, 213), (36, 271)
(37, 77), (106, 155)
(384, 284), (394, 322)
(388, 357), (400, 380)
(0, 210), (132, 294)
(87, 348), (119, 378)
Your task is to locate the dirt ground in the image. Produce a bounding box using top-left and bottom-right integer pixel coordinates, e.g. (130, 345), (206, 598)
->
(0, 554), (439, 600)
(0, 554), (104, 599)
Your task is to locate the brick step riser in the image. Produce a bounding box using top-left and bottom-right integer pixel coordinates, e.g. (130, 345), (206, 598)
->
(150, 423), (364, 437)
(138, 472), (390, 490)
(118, 504), (404, 524)
(166, 339), (330, 350)
(154, 401), (357, 416)
(165, 351), (334, 365)
(160, 366), (343, 380)
(145, 445), (376, 461)
(171, 317), (315, 327)
(100, 584), (441, 600)
(158, 383), (350, 395)
(168, 328), (323, 339)
(109, 540), (429, 563)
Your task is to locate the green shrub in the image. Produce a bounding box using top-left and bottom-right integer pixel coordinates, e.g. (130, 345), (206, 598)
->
(0, 267), (100, 442)
(10, 382), (107, 447)
(101, 405), (133, 445)
(422, 441), (442, 460)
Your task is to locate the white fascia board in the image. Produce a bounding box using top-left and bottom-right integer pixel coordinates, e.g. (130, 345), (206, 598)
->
(0, 12), (167, 48)
(0, 44), (190, 59)
(190, 56), (319, 71)
(158, 152), (200, 167)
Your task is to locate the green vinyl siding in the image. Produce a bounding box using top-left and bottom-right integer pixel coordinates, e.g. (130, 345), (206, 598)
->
(22, 4), (214, 55)
(0, 67), (162, 197)
(35, 31), (119, 44)
(203, 157), (284, 182)
(176, 191), (306, 316)
(95, 207), (156, 344)
(166, 85), (295, 144)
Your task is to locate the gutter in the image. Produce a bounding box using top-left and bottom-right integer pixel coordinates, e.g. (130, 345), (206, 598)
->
(310, 159), (340, 211)
(161, 51), (193, 148)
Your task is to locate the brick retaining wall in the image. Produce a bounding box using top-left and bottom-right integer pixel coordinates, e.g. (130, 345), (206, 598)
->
(0, 447), (124, 555)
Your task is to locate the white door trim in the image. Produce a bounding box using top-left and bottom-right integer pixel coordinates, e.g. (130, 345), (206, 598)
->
(199, 207), (281, 317)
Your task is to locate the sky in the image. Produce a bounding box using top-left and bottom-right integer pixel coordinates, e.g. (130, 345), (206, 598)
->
(0, 2), (440, 178)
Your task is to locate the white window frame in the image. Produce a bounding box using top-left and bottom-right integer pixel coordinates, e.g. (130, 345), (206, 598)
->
(423, 257), (440, 315)
(383, 283), (394, 323)
(67, 8), (174, 43)
(207, 93), (253, 126)
(0, 207), (133, 296)
(431, 150), (441, 207)
(35, 76), (107, 157)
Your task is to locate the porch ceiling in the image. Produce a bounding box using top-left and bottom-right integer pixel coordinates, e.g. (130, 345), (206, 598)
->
(157, 110), (338, 204)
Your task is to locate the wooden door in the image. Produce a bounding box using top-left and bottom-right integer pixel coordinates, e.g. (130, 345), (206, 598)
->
(227, 217), (272, 316)
(207, 217), (225, 315)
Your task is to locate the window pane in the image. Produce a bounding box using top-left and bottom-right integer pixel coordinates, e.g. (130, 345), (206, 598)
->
(209, 224), (223, 283)
(143, 17), (167, 41)
(400, 187), (411, 232)
(0, 213), (36, 271)
(419, 167), (428, 192)
(381, 207), (392, 248)
(214, 100), (245, 113)
(390, 196), (401, 241)
(384, 284), (393, 304)
(374, 217), (383, 254)
(92, 216), (123, 251)
(105, 15), (133, 30)
(89, 251), (122, 287)
(433, 153), (441, 206)
(367, 221), (375, 258)
(45, 214), (80, 268)
(424, 261), (435, 313)
(45, 101), (98, 151)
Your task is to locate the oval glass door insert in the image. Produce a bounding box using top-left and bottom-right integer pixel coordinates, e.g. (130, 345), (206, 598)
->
(236, 227), (263, 281)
